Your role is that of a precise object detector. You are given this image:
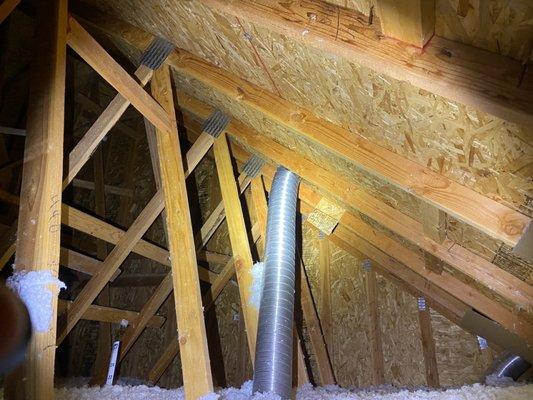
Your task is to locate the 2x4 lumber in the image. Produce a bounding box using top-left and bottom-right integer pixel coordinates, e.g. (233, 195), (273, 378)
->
(75, 92), (140, 139)
(375, 0), (435, 47)
(77, 8), (531, 246)
(119, 273), (173, 360)
(418, 303), (440, 387)
(8, 1), (67, 399)
(333, 222), (533, 341)
(66, 16), (174, 135)
(179, 93), (533, 320)
(58, 126), (216, 354)
(197, 0), (531, 126)
(56, 190), (165, 345)
(77, 1), (532, 127)
(63, 64), (152, 189)
(213, 132), (258, 361)
(364, 266), (385, 385)
(300, 259), (336, 385)
(0, 0), (19, 24)
(91, 144), (112, 386)
(71, 178), (133, 197)
(149, 65), (213, 397)
(318, 235), (334, 370)
(58, 300), (165, 328)
(146, 174), (255, 384)
(173, 50), (527, 247)
(420, 202), (446, 244)
(0, 220), (16, 270)
(115, 141), (139, 227)
(250, 175), (268, 256)
(60, 247), (121, 281)
(62, 202), (213, 282)
(0, 223), (117, 280)
(194, 173), (250, 250)
(146, 257), (236, 385)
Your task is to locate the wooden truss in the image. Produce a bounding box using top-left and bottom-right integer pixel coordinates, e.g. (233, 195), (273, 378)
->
(2, 1), (532, 399)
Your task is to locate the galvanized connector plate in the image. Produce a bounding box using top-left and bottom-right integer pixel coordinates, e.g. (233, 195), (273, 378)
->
(139, 37), (174, 70)
(242, 155), (265, 178)
(202, 110), (230, 138)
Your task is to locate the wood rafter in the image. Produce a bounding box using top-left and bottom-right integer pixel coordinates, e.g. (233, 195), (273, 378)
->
(179, 94), (533, 331)
(194, 0), (532, 126)
(72, 9), (530, 248)
(243, 157), (528, 354)
(193, 118), (533, 348)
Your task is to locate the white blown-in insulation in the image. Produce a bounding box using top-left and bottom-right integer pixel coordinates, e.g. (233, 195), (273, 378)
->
(249, 262), (265, 310)
(16, 380), (527, 400)
(6, 269), (66, 332)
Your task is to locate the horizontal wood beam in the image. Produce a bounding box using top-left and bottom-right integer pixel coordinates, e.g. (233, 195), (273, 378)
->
(196, 0), (532, 126)
(0, 190), (217, 283)
(72, 10), (530, 246)
(58, 300), (165, 328)
(171, 50), (528, 246)
(179, 95), (533, 321)
(71, 178), (133, 197)
(240, 152), (516, 364)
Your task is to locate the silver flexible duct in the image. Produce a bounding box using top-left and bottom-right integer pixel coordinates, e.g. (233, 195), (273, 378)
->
(253, 166), (300, 399)
(487, 353), (531, 381)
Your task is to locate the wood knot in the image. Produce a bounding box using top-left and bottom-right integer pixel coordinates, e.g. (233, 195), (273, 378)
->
(290, 111), (306, 123)
(502, 213), (526, 237)
(440, 48), (453, 58)
(411, 170), (451, 196)
(236, 87), (245, 100)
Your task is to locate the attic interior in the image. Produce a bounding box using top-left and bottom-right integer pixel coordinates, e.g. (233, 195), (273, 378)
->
(0, 0), (532, 399)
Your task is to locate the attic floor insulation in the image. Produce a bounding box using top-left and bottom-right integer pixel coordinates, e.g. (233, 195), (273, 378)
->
(5, 380), (530, 400)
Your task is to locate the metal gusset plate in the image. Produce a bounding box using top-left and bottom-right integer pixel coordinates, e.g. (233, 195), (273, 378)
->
(242, 154), (265, 178)
(202, 110), (230, 138)
(139, 37), (174, 70)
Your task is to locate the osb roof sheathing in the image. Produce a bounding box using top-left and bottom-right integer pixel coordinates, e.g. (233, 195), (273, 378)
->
(327, 0), (533, 62)
(83, 0), (532, 214)
(80, 1), (532, 280)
